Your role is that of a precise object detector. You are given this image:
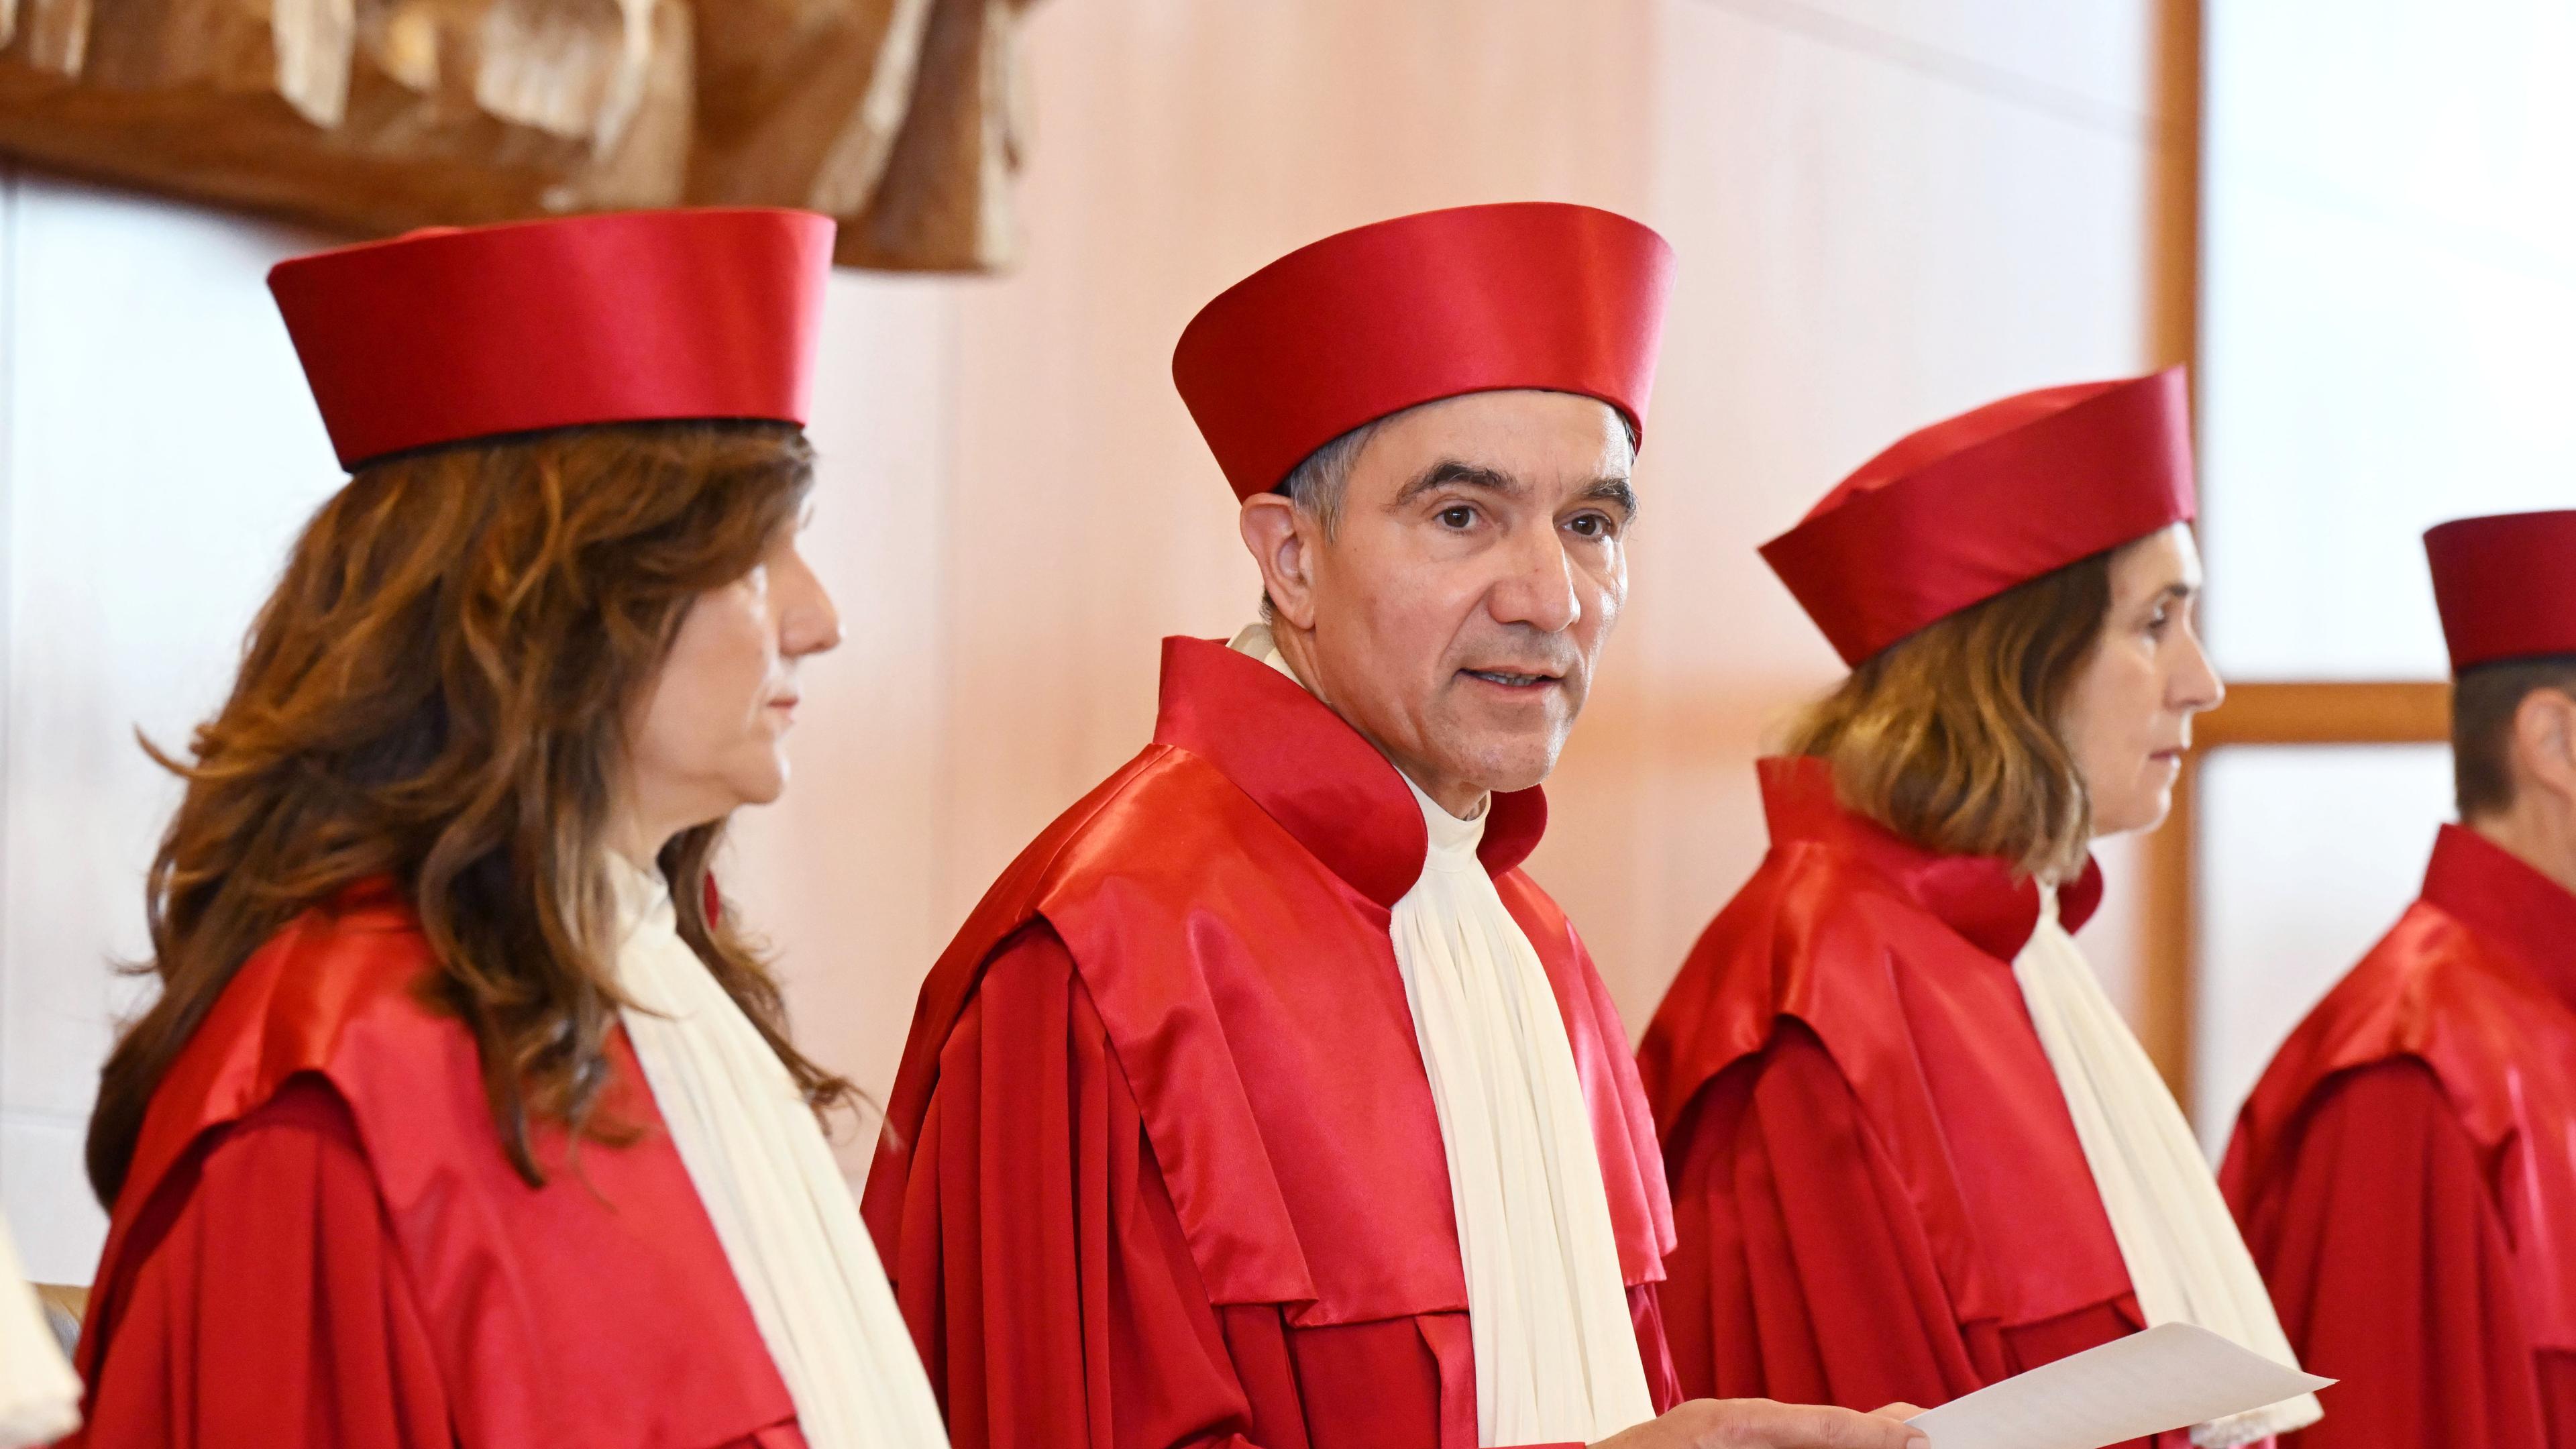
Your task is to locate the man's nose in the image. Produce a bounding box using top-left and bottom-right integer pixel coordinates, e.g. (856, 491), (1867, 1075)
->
(1487, 531), (1582, 634)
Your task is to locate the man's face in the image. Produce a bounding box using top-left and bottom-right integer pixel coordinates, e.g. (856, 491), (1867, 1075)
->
(1249, 389), (1636, 807)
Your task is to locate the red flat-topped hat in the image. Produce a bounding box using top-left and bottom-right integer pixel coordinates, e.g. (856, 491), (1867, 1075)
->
(269, 208), (836, 470)
(2426, 510), (2576, 672)
(1761, 368), (2197, 667)
(1172, 201), (1676, 500)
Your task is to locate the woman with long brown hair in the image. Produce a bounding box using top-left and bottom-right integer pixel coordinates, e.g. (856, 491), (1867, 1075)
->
(1637, 372), (2318, 1447)
(66, 211), (948, 1449)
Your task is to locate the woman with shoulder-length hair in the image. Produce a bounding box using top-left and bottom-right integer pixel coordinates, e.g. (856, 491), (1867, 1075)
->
(1637, 371), (2319, 1448)
(68, 211), (948, 1449)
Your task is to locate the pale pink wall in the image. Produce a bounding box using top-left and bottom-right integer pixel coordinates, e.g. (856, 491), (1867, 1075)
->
(726, 0), (2177, 1155)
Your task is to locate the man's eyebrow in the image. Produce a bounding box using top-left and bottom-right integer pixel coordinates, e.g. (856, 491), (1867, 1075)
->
(1584, 476), (1639, 518)
(1391, 460), (1519, 509)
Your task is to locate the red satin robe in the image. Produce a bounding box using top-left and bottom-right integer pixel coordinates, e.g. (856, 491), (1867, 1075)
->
(860, 637), (1680, 1449)
(1637, 757), (2202, 1449)
(65, 881), (810, 1449)
(2222, 824), (2576, 1449)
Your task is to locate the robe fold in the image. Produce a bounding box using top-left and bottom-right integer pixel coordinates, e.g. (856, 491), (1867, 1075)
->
(68, 881), (810, 1449)
(1637, 757), (2192, 1449)
(861, 637), (1680, 1449)
(2222, 824), (2576, 1449)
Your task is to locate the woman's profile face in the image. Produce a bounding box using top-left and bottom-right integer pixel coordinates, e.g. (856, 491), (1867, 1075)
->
(2062, 523), (2225, 839)
(622, 526), (843, 855)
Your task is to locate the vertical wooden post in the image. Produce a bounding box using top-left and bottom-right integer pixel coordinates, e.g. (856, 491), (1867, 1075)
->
(2140, 0), (2206, 1100)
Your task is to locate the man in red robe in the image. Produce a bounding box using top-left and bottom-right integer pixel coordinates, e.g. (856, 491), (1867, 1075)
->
(861, 203), (1927, 1449)
(2222, 509), (2576, 1449)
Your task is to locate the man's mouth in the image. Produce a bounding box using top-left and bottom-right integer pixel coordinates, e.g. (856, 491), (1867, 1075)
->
(1462, 668), (1560, 689)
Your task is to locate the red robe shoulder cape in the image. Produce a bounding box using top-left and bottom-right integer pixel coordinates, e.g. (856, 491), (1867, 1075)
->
(67, 880), (807, 1449)
(2221, 824), (2576, 1449)
(859, 637), (1679, 1449)
(1635, 757), (2194, 1448)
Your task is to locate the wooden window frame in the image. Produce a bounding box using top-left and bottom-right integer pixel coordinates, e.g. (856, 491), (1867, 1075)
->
(2135, 680), (2451, 1098)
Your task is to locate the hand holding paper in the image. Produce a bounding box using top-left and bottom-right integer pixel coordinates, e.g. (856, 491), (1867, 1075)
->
(1904, 1323), (2332, 1449)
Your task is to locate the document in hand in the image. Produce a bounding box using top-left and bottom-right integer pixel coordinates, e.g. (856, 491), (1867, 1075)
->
(1904, 1322), (2333, 1449)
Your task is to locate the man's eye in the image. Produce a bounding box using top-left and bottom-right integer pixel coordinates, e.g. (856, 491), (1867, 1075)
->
(1439, 505), (1477, 529)
(1568, 514), (1613, 539)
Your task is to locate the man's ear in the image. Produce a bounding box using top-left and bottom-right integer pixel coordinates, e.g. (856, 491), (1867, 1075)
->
(1239, 494), (1320, 631)
(2512, 686), (2576, 812)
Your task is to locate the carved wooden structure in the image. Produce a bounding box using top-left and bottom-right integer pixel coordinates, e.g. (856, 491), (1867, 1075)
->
(0, 0), (1040, 272)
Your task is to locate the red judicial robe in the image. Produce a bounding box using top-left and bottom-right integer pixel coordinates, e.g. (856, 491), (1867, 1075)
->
(860, 637), (1680, 1449)
(2222, 824), (2576, 1449)
(1637, 757), (2196, 1449)
(66, 881), (810, 1449)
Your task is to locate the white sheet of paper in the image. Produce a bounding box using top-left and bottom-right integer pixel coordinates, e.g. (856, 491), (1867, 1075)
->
(1904, 1322), (2333, 1449)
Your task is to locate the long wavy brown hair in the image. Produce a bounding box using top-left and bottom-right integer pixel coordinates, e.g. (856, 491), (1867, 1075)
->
(89, 419), (854, 1207)
(1785, 547), (2118, 881)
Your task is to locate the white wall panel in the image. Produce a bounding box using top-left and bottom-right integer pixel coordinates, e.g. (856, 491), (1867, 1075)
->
(2192, 745), (2455, 1157)
(2202, 0), (2576, 680)
(0, 174), (335, 1283)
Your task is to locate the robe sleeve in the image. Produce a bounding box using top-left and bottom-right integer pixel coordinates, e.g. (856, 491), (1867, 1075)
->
(879, 924), (1271, 1449)
(76, 1076), (812, 1449)
(875, 924), (1602, 1449)
(74, 1077), (454, 1449)
(1660, 1024), (2186, 1445)
(2238, 1059), (2553, 1449)
(1660, 1022), (1991, 1413)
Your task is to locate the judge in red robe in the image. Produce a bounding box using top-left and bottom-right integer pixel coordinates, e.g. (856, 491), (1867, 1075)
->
(861, 204), (1926, 1449)
(1640, 372), (2318, 1447)
(67, 212), (948, 1448)
(2222, 509), (2576, 1449)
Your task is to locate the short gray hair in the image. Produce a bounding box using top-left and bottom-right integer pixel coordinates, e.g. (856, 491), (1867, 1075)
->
(1258, 397), (1640, 617)
(1275, 417), (1384, 537)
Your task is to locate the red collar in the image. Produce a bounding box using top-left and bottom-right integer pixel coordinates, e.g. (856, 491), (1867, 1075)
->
(1150, 637), (1548, 906)
(2422, 824), (2576, 1014)
(1757, 755), (2103, 959)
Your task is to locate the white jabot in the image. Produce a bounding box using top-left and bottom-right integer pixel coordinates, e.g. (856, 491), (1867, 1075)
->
(1229, 623), (1654, 1446)
(0, 1216), (78, 1449)
(610, 863), (949, 1449)
(2012, 885), (2323, 1448)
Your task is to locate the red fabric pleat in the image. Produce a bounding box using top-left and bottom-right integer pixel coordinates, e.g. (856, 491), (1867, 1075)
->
(2235, 1060), (2558, 1449)
(67, 1079), (807, 1449)
(880, 924), (1627, 1449)
(1659, 1027), (2184, 1449)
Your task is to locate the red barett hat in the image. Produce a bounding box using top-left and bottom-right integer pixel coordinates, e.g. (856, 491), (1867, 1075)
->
(2425, 511), (2576, 672)
(1761, 368), (2198, 667)
(269, 208), (836, 470)
(1171, 201), (1676, 500)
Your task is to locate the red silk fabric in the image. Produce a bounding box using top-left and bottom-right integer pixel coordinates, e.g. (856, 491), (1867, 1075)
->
(863, 636), (1678, 1448)
(2224, 824), (2576, 1448)
(270, 209), (835, 468)
(1639, 757), (2196, 1449)
(1171, 203), (1675, 499)
(1758, 368), (2195, 667)
(2423, 511), (2576, 671)
(66, 883), (808, 1448)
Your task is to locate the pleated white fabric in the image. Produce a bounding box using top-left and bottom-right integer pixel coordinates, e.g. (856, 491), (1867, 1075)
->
(610, 862), (950, 1449)
(2012, 885), (2323, 1448)
(0, 1216), (78, 1449)
(1231, 625), (1654, 1446)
